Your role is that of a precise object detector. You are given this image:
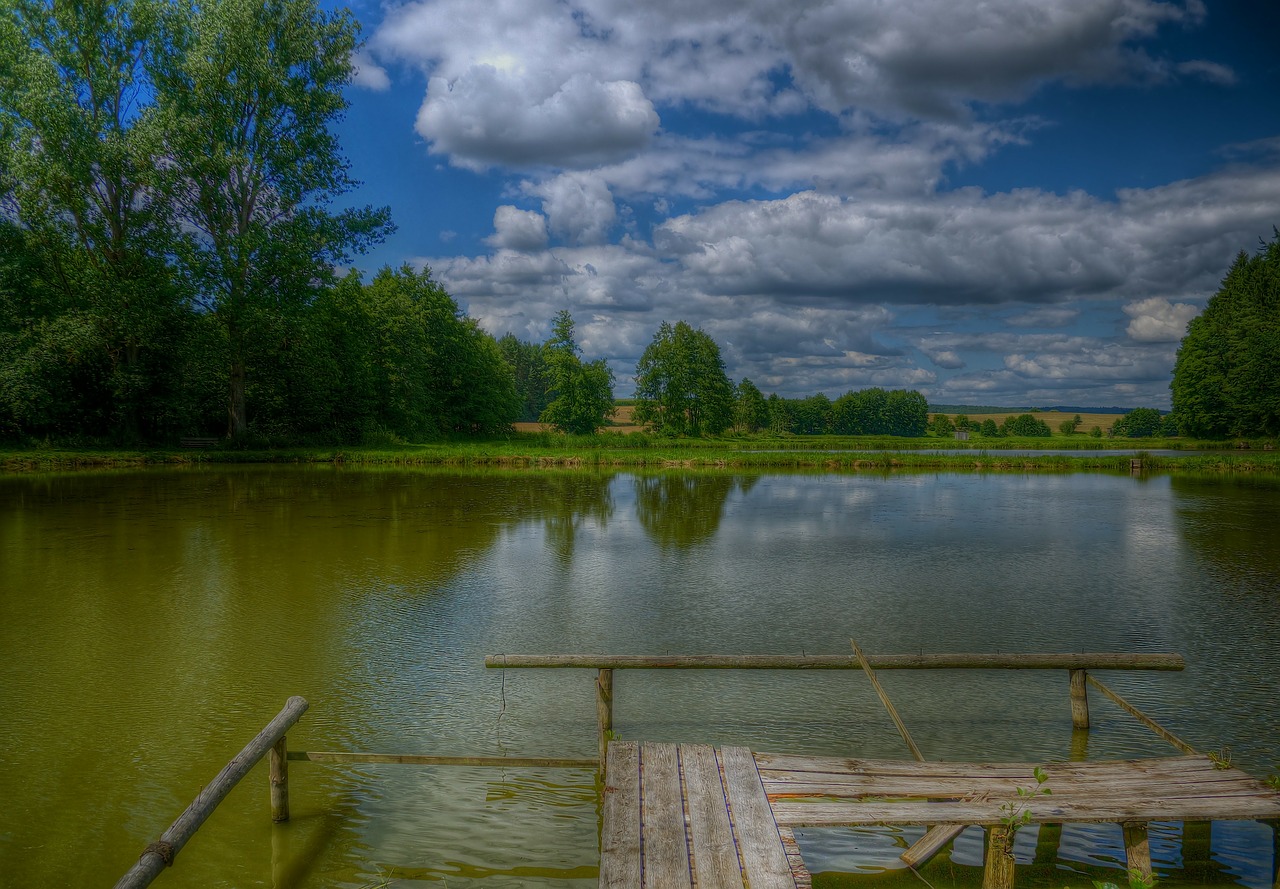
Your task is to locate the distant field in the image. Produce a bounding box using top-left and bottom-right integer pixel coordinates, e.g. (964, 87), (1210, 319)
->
(939, 410), (1124, 434)
(515, 404), (644, 435)
(518, 406), (1126, 436)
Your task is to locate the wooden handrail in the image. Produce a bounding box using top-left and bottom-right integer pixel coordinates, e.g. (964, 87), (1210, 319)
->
(484, 652), (1188, 769)
(484, 653), (1185, 671)
(114, 696), (309, 889)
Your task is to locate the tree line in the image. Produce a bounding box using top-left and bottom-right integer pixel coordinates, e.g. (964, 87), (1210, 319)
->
(0, 0), (407, 443)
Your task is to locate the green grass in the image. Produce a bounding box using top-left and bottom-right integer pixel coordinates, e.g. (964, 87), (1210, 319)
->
(3, 431), (1279, 474)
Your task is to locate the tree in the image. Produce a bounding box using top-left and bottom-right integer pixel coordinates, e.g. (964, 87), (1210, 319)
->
(498, 334), (551, 422)
(1171, 231), (1280, 438)
(735, 378), (768, 433)
(1001, 414), (1051, 437)
(540, 310), (615, 434)
(955, 414), (972, 430)
(930, 413), (955, 437)
(1059, 414), (1082, 436)
(791, 394), (833, 434)
(153, 0), (390, 438)
(1112, 407), (1163, 438)
(979, 418), (1000, 437)
(633, 321), (734, 436)
(0, 0), (186, 439)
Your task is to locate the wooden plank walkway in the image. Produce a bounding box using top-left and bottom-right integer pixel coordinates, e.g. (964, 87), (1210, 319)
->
(756, 753), (1280, 827)
(600, 741), (809, 889)
(601, 746), (1280, 889)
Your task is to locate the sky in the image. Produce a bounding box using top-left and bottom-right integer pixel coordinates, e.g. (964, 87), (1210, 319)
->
(326, 0), (1280, 408)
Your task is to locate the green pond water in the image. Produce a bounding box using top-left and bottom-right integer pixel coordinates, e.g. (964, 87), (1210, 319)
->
(0, 466), (1277, 888)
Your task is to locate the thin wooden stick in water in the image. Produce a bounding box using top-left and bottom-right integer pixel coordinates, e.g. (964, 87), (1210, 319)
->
(851, 639), (924, 762)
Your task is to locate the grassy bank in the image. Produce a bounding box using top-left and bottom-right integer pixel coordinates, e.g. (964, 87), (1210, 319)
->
(4, 431), (1279, 474)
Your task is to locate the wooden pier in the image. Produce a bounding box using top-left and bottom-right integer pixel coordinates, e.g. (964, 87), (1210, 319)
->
(113, 649), (1280, 889)
(492, 649), (1280, 889)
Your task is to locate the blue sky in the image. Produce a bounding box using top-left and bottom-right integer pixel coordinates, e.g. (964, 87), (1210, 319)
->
(328, 0), (1280, 407)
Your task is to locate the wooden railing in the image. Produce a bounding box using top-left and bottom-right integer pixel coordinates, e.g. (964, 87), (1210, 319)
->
(484, 651), (1189, 763)
(114, 696), (309, 889)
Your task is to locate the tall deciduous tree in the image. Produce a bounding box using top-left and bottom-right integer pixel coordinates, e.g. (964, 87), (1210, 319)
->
(1172, 232), (1280, 438)
(634, 320), (734, 436)
(153, 0), (389, 438)
(539, 310), (615, 435)
(0, 0), (183, 438)
(734, 378), (768, 432)
(498, 333), (551, 422)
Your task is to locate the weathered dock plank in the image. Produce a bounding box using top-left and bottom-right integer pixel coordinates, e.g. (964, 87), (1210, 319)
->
(721, 746), (798, 889)
(760, 755), (1280, 828)
(641, 743), (693, 889)
(600, 743), (641, 889)
(600, 741), (803, 889)
(682, 745), (746, 889)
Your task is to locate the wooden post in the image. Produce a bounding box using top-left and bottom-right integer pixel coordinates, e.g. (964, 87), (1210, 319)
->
(1069, 669), (1090, 730)
(1269, 820), (1279, 889)
(851, 640), (924, 761)
(270, 734), (290, 822)
(114, 696), (309, 889)
(1122, 821), (1153, 883)
(1033, 823), (1062, 865)
(596, 668), (614, 766)
(983, 825), (1015, 889)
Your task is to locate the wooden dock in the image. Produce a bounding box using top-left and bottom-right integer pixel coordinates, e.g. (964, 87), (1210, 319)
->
(600, 741), (809, 889)
(114, 650), (1280, 889)
(601, 744), (1280, 889)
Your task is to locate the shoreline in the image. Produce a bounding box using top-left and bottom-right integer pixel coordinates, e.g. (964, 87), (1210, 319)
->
(4, 438), (1280, 475)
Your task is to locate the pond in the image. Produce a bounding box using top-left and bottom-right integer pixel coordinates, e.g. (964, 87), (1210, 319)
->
(1, 467), (1277, 888)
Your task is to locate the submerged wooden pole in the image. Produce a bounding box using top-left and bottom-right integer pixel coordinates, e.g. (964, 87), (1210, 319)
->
(596, 668), (614, 766)
(1069, 669), (1090, 729)
(851, 640), (924, 762)
(114, 696), (309, 889)
(270, 735), (290, 822)
(1085, 675), (1198, 754)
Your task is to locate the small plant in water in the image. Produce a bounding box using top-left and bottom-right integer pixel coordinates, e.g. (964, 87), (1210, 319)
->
(1091, 865), (1156, 889)
(1207, 746), (1232, 770)
(998, 767), (1052, 854)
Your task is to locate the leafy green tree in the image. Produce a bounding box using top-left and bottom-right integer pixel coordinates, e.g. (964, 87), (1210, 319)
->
(1172, 231), (1280, 438)
(766, 392), (791, 434)
(1001, 413), (1052, 437)
(634, 321), (734, 436)
(832, 387), (884, 434)
(0, 0), (185, 439)
(1059, 414), (1082, 435)
(1112, 407), (1163, 438)
(830, 387), (928, 436)
(1090, 425), (1103, 438)
(540, 310), (615, 434)
(791, 394), (833, 434)
(735, 378), (768, 433)
(152, 0), (390, 438)
(955, 414), (972, 430)
(980, 418), (1001, 437)
(498, 334), (551, 422)
(930, 413), (955, 437)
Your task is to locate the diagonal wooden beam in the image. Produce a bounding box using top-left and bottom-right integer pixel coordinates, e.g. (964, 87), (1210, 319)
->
(851, 639), (924, 762)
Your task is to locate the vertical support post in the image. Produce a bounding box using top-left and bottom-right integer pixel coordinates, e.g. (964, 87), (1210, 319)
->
(1268, 820), (1279, 889)
(1033, 823), (1062, 865)
(270, 735), (290, 823)
(1122, 821), (1152, 883)
(596, 668), (614, 766)
(1069, 669), (1090, 730)
(983, 825), (1015, 889)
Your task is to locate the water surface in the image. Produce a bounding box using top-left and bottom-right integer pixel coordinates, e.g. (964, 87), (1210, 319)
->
(1, 467), (1277, 888)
